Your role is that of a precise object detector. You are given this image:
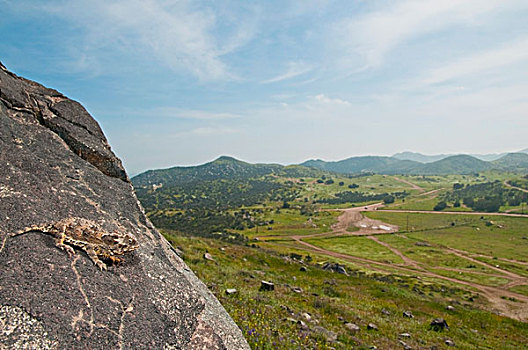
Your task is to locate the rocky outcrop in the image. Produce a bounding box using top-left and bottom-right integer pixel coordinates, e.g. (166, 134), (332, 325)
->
(0, 62), (249, 349)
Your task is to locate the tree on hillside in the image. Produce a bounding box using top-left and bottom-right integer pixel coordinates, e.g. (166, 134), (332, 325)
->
(383, 195), (395, 204)
(434, 201), (447, 211)
(453, 183), (464, 190)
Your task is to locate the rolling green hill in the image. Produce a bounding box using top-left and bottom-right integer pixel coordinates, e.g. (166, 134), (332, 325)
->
(301, 153), (528, 175)
(392, 151), (450, 163)
(411, 154), (491, 174)
(133, 156), (325, 187)
(132, 156), (282, 187)
(134, 151), (528, 188)
(492, 153), (528, 171)
(301, 156), (420, 174)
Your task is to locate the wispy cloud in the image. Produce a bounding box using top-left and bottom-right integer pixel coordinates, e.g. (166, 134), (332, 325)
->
(333, 0), (524, 71)
(189, 127), (239, 135)
(314, 94), (350, 106)
(423, 37), (528, 85)
(36, 0), (255, 80)
(262, 61), (313, 83)
(105, 107), (241, 120)
(153, 108), (241, 120)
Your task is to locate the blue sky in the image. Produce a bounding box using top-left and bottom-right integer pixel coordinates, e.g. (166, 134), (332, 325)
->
(2, 0), (528, 175)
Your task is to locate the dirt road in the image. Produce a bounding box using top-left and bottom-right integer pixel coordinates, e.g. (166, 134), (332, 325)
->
(504, 180), (528, 193)
(258, 203), (528, 321)
(284, 235), (528, 321)
(379, 208), (528, 218)
(392, 176), (425, 192)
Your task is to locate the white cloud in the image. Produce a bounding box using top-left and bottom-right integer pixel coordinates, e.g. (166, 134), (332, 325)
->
(334, 0), (525, 71)
(39, 0), (254, 80)
(314, 94), (350, 106)
(154, 108), (241, 120)
(188, 127), (239, 136)
(105, 107), (241, 120)
(262, 61), (313, 83)
(423, 38), (528, 84)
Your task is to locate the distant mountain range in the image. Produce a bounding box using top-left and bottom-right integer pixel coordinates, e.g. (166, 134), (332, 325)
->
(392, 148), (528, 163)
(301, 152), (528, 175)
(133, 150), (528, 185)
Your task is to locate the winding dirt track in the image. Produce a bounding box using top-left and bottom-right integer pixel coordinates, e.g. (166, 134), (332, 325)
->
(419, 188), (443, 197)
(504, 180), (528, 193)
(259, 203), (528, 321)
(392, 176), (425, 192)
(380, 209), (528, 218)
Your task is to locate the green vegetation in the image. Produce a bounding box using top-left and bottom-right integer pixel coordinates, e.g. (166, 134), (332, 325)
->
(133, 158), (528, 349)
(366, 212), (528, 262)
(509, 176), (528, 190)
(442, 181), (528, 212)
(301, 153), (528, 175)
(164, 234), (528, 349)
(304, 236), (404, 264)
(316, 190), (407, 205)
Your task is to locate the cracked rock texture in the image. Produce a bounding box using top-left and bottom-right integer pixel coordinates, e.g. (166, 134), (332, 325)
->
(0, 62), (249, 349)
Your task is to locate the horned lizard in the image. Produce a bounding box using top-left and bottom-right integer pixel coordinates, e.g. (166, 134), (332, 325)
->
(14, 217), (139, 270)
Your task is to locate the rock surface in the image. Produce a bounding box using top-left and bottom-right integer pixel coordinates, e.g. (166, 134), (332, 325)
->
(259, 280), (275, 291)
(0, 62), (249, 349)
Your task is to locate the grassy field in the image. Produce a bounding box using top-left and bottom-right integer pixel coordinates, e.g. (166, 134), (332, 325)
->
(163, 233), (528, 349)
(511, 285), (528, 297)
(365, 212), (476, 232)
(366, 212), (528, 261)
(304, 236), (405, 264)
(295, 174), (418, 202)
(238, 207), (341, 239)
(142, 170), (528, 348)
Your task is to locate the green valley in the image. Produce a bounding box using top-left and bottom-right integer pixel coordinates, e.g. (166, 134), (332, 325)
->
(132, 155), (528, 349)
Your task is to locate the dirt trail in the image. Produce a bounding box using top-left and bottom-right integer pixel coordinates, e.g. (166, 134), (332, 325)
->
(366, 235), (421, 269)
(504, 180), (528, 193)
(446, 247), (525, 279)
(258, 203), (528, 321)
(464, 252), (528, 267)
(392, 176), (424, 192)
(296, 236), (528, 320)
(419, 188), (443, 196)
(380, 209), (528, 218)
(288, 236), (528, 321)
(434, 266), (514, 279)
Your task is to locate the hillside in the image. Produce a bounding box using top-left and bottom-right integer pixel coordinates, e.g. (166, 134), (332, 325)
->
(301, 156), (420, 174)
(133, 156), (323, 187)
(392, 151), (450, 163)
(409, 154), (492, 175)
(393, 151), (519, 163)
(134, 157), (528, 348)
(133, 156), (281, 187)
(492, 153), (528, 171)
(302, 153), (528, 175)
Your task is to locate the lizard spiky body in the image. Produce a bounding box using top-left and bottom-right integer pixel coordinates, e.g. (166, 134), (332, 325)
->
(15, 217), (139, 270)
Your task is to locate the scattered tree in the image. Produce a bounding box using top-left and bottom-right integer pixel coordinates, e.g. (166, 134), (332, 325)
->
(383, 195), (395, 204)
(434, 201), (447, 211)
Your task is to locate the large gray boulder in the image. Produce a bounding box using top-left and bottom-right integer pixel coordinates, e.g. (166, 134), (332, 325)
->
(0, 62), (249, 349)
